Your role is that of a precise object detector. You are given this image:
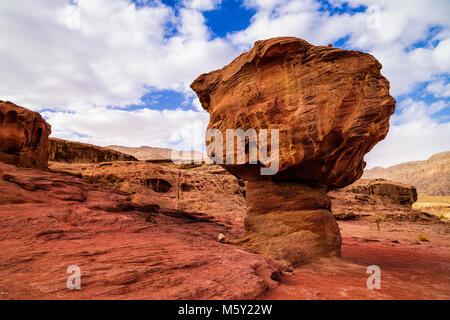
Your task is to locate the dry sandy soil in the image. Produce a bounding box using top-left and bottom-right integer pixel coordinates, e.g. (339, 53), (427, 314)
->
(262, 220), (450, 299)
(413, 196), (450, 220)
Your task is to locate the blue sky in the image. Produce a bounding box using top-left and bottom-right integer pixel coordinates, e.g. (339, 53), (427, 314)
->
(130, 0), (450, 117)
(0, 0), (449, 168)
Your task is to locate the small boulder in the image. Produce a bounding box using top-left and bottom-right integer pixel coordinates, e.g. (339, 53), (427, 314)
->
(217, 233), (226, 243)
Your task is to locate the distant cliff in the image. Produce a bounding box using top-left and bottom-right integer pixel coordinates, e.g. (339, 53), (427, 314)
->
(363, 151), (450, 196)
(49, 138), (137, 163)
(108, 145), (204, 161)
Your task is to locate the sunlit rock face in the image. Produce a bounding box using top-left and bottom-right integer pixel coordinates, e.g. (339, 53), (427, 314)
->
(49, 138), (137, 163)
(191, 37), (395, 266)
(0, 100), (51, 170)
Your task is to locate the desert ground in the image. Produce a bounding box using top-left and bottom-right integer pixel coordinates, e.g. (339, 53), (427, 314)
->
(413, 196), (450, 220)
(0, 156), (448, 300)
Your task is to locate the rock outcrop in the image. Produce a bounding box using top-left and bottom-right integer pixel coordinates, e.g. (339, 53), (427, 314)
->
(329, 189), (434, 222)
(363, 151), (450, 196)
(48, 161), (246, 221)
(49, 160), (438, 224)
(191, 37), (396, 266)
(0, 100), (51, 170)
(49, 138), (137, 163)
(344, 178), (418, 207)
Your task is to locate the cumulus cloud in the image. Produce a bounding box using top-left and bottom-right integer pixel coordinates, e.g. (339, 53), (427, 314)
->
(43, 107), (209, 151)
(0, 0), (238, 110)
(183, 0), (222, 11)
(0, 0), (231, 150)
(426, 80), (450, 98)
(364, 99), (450, 168)
(231, 0), (450, 96)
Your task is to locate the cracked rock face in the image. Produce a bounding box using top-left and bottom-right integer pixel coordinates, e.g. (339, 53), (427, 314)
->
(0, 100), (51, 170)
(191, 37), (396, 266)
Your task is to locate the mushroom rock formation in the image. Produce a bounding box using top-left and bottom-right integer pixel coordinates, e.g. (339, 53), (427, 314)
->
(191, 37), (396, 266)
(0, 100), (51, 170)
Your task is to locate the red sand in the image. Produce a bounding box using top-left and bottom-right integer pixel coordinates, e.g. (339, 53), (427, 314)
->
(261, 222), (450, 300)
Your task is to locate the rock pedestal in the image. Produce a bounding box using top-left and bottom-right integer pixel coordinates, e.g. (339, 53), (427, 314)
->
(243, 179), (341, 265)
(191, 37), (395, 266)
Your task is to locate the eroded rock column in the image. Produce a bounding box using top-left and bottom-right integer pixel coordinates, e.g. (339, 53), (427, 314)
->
(243, 179), (341, 266)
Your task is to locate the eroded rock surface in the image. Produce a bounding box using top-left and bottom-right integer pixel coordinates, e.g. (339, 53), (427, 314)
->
(0, 101), (51, 170)
(329, 189), (434, 222)
(344, 178), (418, 207)
(191, 37), (396, 266)
(49, 161), (246, 221)
(0, 162), (280, 299)
(363, 151), (450, 196)
(49, 161), (439, 224)
(49, 138), (137, 163)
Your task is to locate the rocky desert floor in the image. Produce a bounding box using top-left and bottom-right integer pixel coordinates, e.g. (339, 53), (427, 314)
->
(413, 196), (450, 220)
(0, 161), (448, 300)
(262, 221), (450, 299)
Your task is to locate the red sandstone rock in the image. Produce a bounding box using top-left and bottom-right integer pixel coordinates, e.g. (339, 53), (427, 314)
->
(1, 160), (447, 299)
(363, 151), (450, 196)
(0, 162), (280, 299)
(344, 178), (418, 207)
(48, 161), (436, 224)
(191, 37), (396, 266)
(261, 226), (450, 300)
(329, 189), (435, 222)
(0, 101), (51, 169)
(48, 161), (246, 221)
(49, 138), (137, 163)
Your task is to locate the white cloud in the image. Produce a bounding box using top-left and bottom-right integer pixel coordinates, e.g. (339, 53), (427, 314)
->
(426, 80), (450, 98)
(231, 0), (450, 96)
(0, 0), (172, 109)
(183, 0), (222, 11)
(0, 0), (449, 166)
(364, 99), (450, 168)
(0, 0), (238, 110)
(43, 107), (210, 151)
(433, 38), (450, 72)
(369, 44), (444, 96)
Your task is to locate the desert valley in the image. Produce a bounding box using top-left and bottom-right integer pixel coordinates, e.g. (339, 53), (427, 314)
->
(0, 37), (449, 300)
